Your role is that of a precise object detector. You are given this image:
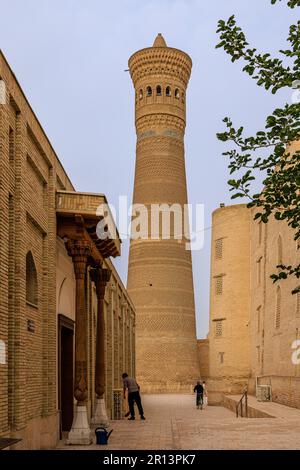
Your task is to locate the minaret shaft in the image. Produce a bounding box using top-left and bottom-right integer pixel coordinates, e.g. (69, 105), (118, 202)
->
(127, 35), (200, 392)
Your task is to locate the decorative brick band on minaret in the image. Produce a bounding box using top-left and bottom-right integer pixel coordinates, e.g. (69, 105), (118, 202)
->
(127, 34), (200, 393)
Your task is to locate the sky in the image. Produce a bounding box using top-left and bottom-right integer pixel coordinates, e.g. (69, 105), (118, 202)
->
(0, 0), (295, 337)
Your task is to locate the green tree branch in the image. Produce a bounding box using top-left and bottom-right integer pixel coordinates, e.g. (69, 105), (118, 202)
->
(216, 0), (300, 292)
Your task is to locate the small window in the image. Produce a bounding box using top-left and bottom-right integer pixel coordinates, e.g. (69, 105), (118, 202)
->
(175, 88), (180, 99)
(166, 86), (171, 97)
(146, 86), (152, 97)
(257, 306), (261, 333)
(219, 352), (225, 364)
(275, 286), (281, 329)
(156, 85), (162, 96)
(9, 127), (14, 161)
(258, 221), (262, 245)
(215, 320), (223, 337)
(277, 235), (283, 265)
(257, 257), (262, 286)
(215, 238), (223, 260)
(26, 251), (38, 306)
(215, 276), (223, 295)
(139, 89), (143, 100)
(256, 346), (261, 364)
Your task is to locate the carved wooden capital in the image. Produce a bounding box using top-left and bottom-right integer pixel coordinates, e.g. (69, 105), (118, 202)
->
(66, 239), (91, 279)
(91, 267), (112, 299)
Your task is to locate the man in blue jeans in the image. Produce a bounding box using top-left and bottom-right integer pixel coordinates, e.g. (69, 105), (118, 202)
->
(122, 373), (146, 420)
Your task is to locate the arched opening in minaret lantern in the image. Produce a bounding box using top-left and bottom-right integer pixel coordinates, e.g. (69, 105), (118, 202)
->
(146, 86), (152, 97)
(175, 88), (180, 99)
(139, 89), (143, 100)
(166, 86), (171, 97)
(156, 85), (162, 96)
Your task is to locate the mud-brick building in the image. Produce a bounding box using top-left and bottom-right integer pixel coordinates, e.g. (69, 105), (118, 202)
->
(206, 143), (300, 410)
(0, 50), (135, 449)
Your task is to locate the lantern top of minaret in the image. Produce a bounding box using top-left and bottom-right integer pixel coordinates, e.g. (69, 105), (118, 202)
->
(128, 34), (192, 88)
(152, 33), (167, 48)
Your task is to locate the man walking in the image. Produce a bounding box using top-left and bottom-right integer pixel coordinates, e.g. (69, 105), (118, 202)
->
(122, 373), (146, 420)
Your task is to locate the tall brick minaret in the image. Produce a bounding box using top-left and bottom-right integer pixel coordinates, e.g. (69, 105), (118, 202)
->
(127, 34), (200, 392)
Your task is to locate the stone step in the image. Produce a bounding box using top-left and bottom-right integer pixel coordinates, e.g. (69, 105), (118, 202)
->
(223, 394), (300, 419)
(223, 395), (274, 418)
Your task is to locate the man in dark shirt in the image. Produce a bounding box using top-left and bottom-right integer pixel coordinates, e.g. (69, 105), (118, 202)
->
(122, 373), (145, 420)
(193, 381), (204, 409)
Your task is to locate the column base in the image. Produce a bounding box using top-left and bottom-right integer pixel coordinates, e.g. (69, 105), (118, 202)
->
(91, 397), (109, 427)
(66, 404), (92, 445)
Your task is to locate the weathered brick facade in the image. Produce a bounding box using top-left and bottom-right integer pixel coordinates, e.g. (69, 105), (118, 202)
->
(0, 51), (135, 449)
(207, 204), (251, 403)
(127, 34), (200, 393)
(206, 154), (300, 409)
(197, 339), (209, 381)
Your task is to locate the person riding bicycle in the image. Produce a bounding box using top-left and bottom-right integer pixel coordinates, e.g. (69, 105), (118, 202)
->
(193, 381), (204, 410)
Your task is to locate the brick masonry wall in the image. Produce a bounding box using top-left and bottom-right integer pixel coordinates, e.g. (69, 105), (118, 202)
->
(208, 204), (251, 397)
(0, 64), (9, 435)
(249, 140), (300, 407)
(0, 50), (75, 446)
(207, 165), (300, 409)
(102, 259), (136, 418)
(127, 39), (200, 393)
(197, 339), (209, 380)
(256, 376), (300, 409)
(0, 50), (136, 447)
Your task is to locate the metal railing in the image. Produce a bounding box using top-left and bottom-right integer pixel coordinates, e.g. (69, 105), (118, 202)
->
(236, 388), (248, 418)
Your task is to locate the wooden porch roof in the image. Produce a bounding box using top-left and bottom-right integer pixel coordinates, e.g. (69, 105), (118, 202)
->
(56, 190), (121, 260)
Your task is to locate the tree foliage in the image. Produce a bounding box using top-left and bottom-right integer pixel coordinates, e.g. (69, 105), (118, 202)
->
(272, 0), (300, 7)
(216, 0), (300, 291)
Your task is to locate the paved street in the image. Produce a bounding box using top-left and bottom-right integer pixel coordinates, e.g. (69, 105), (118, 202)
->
(57, 394), (300, 450)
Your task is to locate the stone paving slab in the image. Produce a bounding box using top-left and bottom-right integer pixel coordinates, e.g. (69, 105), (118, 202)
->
(57, 394), (300, 450)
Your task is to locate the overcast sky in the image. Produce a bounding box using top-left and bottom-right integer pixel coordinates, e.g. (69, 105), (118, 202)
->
(0, 0), (295, 337)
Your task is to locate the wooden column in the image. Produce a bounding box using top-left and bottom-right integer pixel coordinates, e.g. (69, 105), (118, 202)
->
(66, 239), (91, 405)
(91, 266), (111, 399)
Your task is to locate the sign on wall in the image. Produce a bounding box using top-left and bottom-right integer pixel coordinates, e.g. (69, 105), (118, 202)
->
(0, 340), (6, 365)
